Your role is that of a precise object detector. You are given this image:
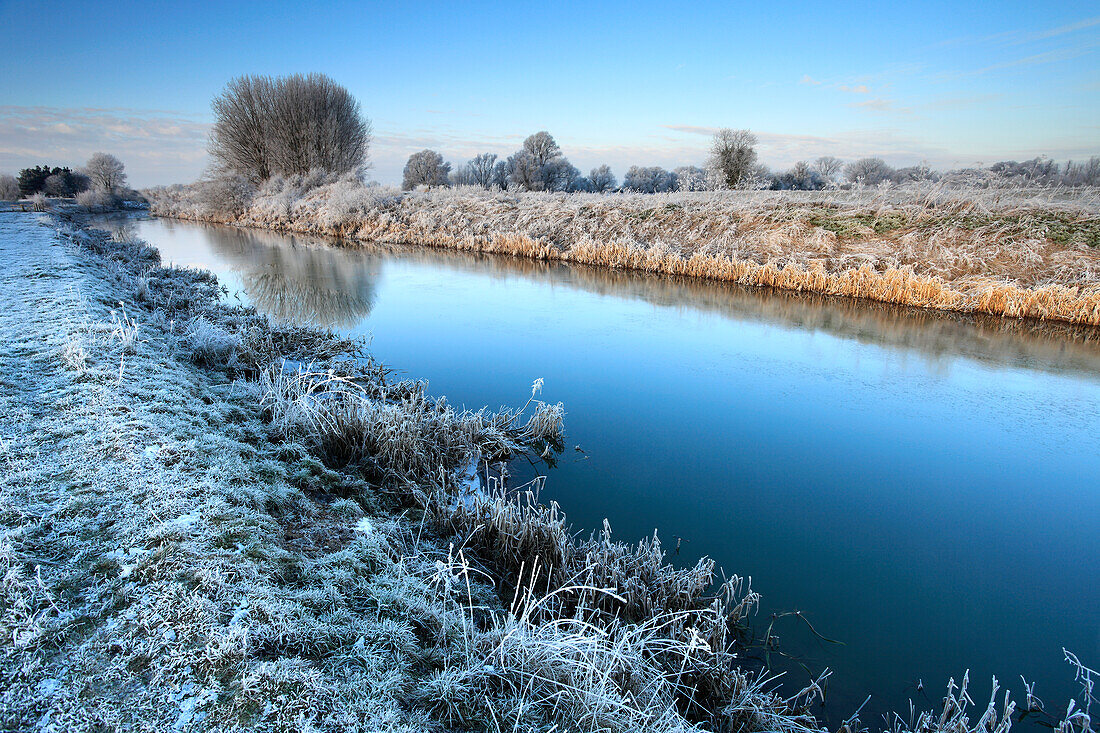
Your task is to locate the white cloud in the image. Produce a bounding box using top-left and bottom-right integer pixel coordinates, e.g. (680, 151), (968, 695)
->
(0, 106), (210, 187)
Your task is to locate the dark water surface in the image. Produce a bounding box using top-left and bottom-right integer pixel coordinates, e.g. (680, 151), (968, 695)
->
(100, 215), (1100, 725)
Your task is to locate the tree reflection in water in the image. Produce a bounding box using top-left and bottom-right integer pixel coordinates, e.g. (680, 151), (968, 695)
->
(179, 221), (380, 328)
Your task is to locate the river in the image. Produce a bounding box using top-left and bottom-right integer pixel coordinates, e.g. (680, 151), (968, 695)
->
(95, 214), (1100, 726)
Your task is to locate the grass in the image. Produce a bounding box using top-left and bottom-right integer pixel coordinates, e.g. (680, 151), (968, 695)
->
(147, 178), (1100, 327)
(2, 208), (1095, 732)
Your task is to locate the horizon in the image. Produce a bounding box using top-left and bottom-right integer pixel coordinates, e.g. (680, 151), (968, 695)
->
(1, 0), (1098, 188)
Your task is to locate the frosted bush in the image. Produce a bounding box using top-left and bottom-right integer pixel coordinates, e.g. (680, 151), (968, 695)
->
(198, 174), (256, 217)
(76, 189), (117, 211)
(185, 317), (240, 367)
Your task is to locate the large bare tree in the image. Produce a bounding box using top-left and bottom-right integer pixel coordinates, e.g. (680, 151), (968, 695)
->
(707, 129), (758, 188)
(402, 150), (451, 189)
(813, 156), (844, 181)
(467, 153), (498, 188)
(210, 74), (371, 184)
(84, 153), (127, 194)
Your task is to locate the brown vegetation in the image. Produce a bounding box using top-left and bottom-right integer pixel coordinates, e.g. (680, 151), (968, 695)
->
(148, 179), (1100, 326)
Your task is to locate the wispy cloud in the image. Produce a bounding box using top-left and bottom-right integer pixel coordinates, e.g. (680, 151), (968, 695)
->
(836, 84), (870, 94)
(921, 94), (1003, 111)
(937, 39), (1100, 79)
(938, 14), (1100, 48)
(799, 74), (822, 85)
(0, 106), (210, 186)
(1025, 15), (1100, 43)
(661, 124), (720, 137)
(850, 98), (913, 114)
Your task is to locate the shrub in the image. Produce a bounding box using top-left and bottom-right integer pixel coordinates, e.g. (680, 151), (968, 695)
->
(76, 188), (119, 211)
(185, 317), (240, 367)
(198, 174), (257, 217)
(674, 166), (708, 191)
(623, 166), (677, 193)
(845, 157), (894, 185)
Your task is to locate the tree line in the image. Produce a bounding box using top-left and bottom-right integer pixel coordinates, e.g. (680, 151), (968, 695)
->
(1, 153), (129, 202)
(193, 73), (1100, 194)
(406, 133), (1100, 192)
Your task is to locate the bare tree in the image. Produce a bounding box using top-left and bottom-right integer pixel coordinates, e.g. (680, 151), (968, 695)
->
(467, 153), (497, 188)
(588, 165), (616, 192)
(44, 174), (70, 197)
(1063, 157), (1100, 186)
(402, 150), (451, 190)
(0, 174), (19, 201)
(522, 131), (561, 166)
(707, 129), (757, 188)
(813, 156), (844, 181)
(490, 159), (510, 189)
(210, 74), (371, 184)
(845, 157), (894, 184)
(507, 151), (543, 191)
(544, 158), (581, 191)
(507, 132), (579, 191)
(790, 160), (813, 187)
(449, 164), (474, 187)
(84, 153), (127, 194)
(623, 166), (677, 193)
(673, 166), (707, 191)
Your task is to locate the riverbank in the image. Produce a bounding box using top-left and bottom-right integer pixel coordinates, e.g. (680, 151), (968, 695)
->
(0, 209), (825, 732)
(147, 180), (1100, 327)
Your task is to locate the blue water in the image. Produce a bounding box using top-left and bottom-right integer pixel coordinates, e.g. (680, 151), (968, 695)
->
(103, 215), (1100, 726)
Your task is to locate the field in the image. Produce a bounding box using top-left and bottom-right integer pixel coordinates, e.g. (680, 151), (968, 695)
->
(148, 179), (1100, 326)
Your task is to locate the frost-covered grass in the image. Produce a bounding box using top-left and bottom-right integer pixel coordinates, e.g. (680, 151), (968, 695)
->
(0, 212), (807, 732)
(2, 211), (1095, 733)
(148, 178), (1100, 326)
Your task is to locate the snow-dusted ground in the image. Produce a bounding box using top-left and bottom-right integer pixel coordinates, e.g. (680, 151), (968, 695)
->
(1, 212), (958, 733)
(0, 214), (434, 730)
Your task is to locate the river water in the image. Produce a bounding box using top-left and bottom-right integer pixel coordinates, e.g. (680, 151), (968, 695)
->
(99, 215), (1100, 726)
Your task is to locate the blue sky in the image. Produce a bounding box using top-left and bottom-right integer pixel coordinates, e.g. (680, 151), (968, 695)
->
(1, 0), (1098, 187)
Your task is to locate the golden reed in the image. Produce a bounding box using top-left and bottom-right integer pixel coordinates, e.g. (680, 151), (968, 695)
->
(152, 184), (1100, 327)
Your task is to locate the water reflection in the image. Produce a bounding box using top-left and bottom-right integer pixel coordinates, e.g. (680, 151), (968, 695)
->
(95, 216), (379, 328)
(93, 213), (1100, 377)
(197, 224), (380, 328)
(361, 244), (1100, 378)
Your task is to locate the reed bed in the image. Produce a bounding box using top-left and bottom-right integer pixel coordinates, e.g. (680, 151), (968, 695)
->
(148, 179), (1100, 326)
